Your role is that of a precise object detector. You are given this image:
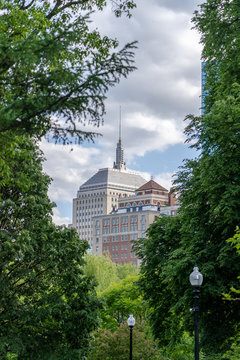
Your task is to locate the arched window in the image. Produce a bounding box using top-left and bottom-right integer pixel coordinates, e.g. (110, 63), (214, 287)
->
(133, 202), (136, 212)
(127, 203), (130, 213)
(138, 201), (143, 211)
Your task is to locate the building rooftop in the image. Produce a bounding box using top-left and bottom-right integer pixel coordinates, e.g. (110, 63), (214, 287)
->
(80, 168), (146, 190)
(136, 179), (168, 192)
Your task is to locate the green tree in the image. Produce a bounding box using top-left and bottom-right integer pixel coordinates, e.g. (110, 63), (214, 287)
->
(116, 262), (139, 280)
(84, 253), (119, 292)
(135, 216), (185, 347)
(84, 253), (139, 293)
(0, 134), (100, 359)
(136, 1), (240, 355)
(0, 0), (136, 142)
(88, 321), (162, 360)
(99, 275), (147, 330)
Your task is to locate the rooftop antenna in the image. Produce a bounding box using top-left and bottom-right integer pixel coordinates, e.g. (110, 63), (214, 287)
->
(119, 105), (122, 142)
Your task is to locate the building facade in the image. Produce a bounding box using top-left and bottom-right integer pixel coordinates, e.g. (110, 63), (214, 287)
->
(92, 179), (178, 265)
(72, 137), (146, 248)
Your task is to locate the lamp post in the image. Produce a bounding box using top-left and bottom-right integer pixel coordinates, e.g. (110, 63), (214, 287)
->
(189, 266), (203, 360)
(127, 314), (135, 360)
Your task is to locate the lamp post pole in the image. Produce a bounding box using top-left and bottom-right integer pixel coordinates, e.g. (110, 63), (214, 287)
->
(129, 325), (133, 360)
(127, 314), (135, 360)
(189, 266), (203, 360)
(193, 287), (200, 360)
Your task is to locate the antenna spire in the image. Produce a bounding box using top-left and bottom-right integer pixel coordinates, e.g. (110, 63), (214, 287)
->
(119, 105), (122, 142)
(113, 106), (126, 170)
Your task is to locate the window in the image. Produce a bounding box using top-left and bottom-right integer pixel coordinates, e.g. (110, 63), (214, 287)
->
(133, 202), (137, 212)
(96, 246), (99, 252)
(125, 253), (127, 258)
(113, 225), (119, 233)
(125, 244), (128, 250)
(121, 244), (124, 250)
(121, 225), (128, 232)
(96, 238), (99, 243)
(142, 224), (146, 231)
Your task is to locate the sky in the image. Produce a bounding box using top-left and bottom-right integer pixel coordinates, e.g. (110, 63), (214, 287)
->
(41, 0), (203, 226)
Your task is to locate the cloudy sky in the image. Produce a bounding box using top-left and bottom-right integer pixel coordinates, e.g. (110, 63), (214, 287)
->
(41, 0), (203, 225)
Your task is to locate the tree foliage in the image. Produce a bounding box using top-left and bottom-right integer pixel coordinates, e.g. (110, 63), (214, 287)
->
(98, 275), (147, 330)
(84, 253), (139, 292)
(88, 321), (162, 360)
(84, 253), (120, 292)
(136, 0), (240, 356)
(0, 0), (136, 142)
(0, 134), (100, 359)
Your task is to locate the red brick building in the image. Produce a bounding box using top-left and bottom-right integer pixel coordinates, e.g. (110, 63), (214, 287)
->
(92, 179), (178, 265)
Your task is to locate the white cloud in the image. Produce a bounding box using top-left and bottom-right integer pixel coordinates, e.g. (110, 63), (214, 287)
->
(123, 112), (185, 159)
(40, 140), (102, 203)
(41, 0), (203, 224)
(155, 172), (175, 191)
(52, 207), (71, 226)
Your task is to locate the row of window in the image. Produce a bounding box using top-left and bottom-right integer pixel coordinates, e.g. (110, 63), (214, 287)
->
(77, 191), (124, 202)
(100, 215), (145, 227)
(102, 234), (138, 242)
(77, 204), (103, 211)
(101, 224), (144, 234)
(109, 244), (128, 251)
(77, 198), (103, 205)
(112, 253), (128, 259)
(78, 192), (105, 200)
(103, 234), (129, 242)
(76, 210), (103, 221)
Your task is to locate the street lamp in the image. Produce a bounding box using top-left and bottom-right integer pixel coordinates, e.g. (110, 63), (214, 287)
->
(127, 314), (135, 360)
(189, 266), (203, 360)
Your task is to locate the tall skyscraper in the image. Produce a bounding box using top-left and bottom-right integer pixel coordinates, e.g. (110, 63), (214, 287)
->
(72, 130), (146, 249)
